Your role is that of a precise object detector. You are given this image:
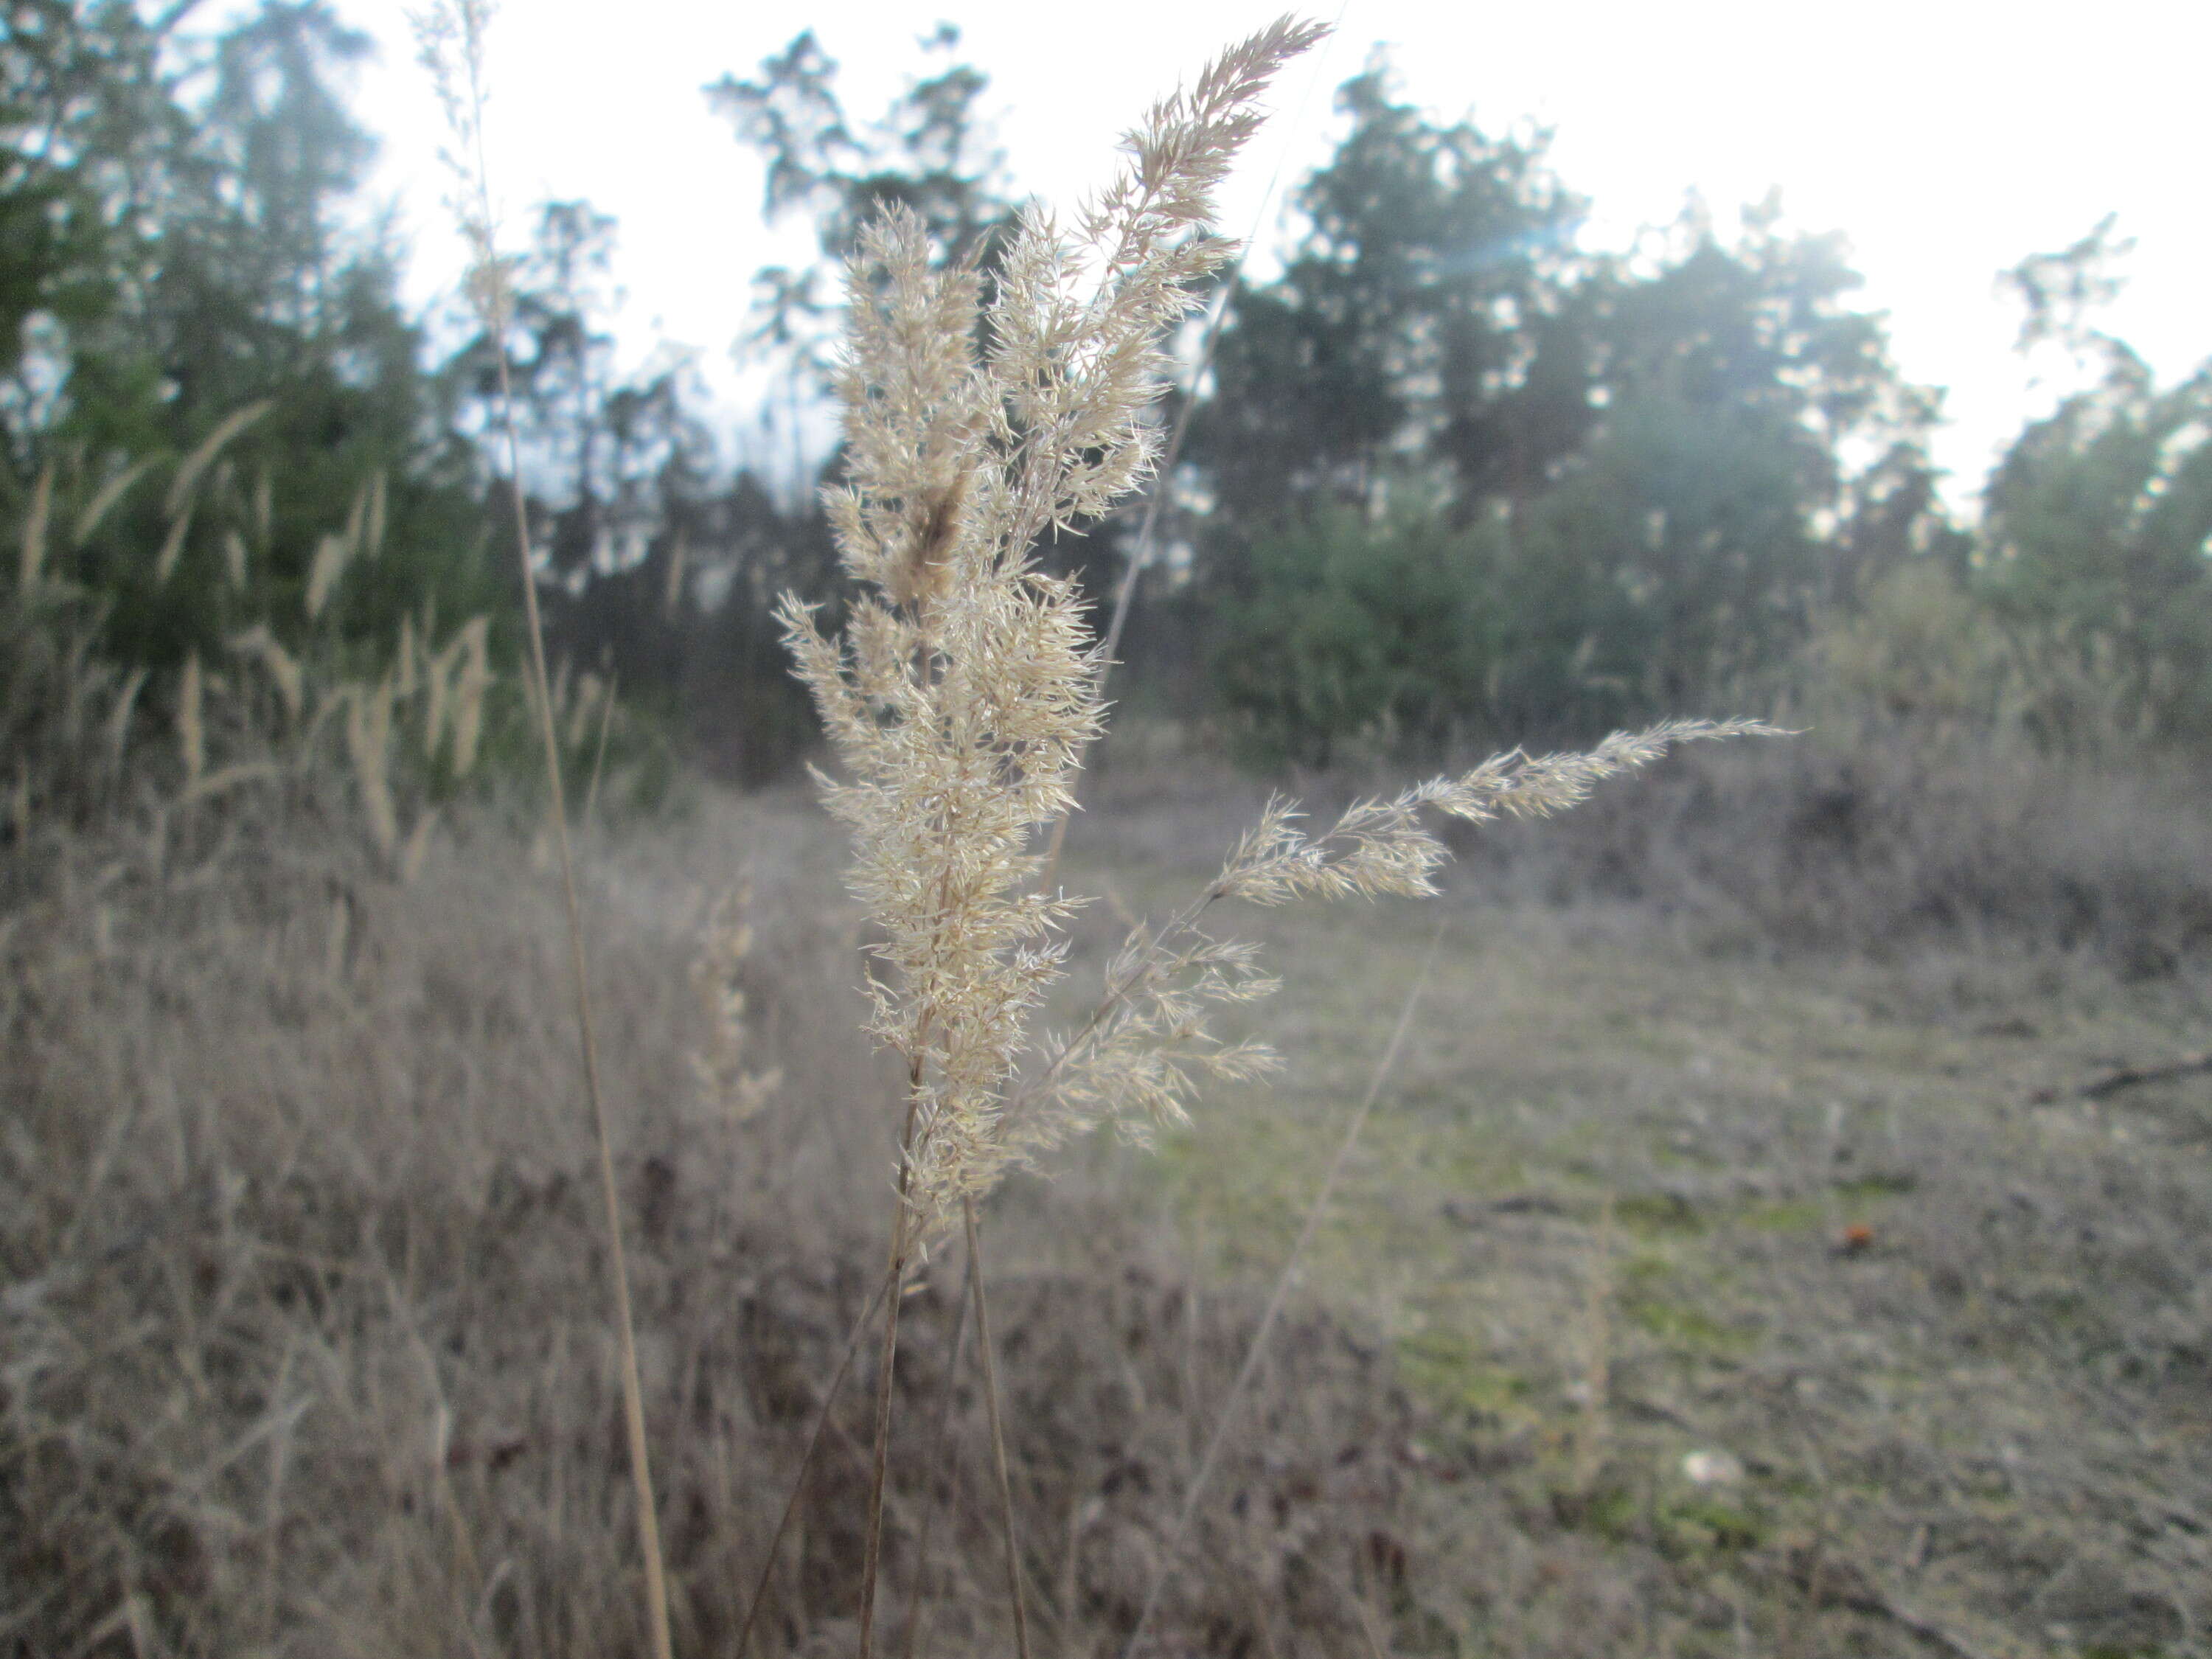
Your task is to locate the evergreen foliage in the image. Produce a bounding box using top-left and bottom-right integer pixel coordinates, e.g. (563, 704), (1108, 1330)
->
(1978, 221), (2212, 746)
(1211, 495), (1498, 765)
(5, 0), (495, 685)
(5, 7), (2208, 793)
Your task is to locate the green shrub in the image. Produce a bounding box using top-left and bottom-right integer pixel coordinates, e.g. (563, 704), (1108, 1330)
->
(1212, 494), (1499, 765)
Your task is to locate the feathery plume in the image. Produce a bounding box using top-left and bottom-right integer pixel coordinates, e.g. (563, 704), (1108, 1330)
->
(105, 666), (147, 783)
(786, 29), (1787, 1659)
(227, 625), (305, 726)
(154, 505), (194, 586)
(793, 16), (1784, 1233)
(689, 881), (782, 1121)
(305, 532), (349, 620)
(448, 615), (492, 778)
(344, 672), (400, 858)
(785, 15), (1331, 1237)
(364, 470), (388, 560)
(1011, 719), (1787, 1158)
(72, 456), (158, 550)
(164, 400), (273, 519)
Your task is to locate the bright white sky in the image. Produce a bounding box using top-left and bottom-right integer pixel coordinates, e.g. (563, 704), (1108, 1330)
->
(322, 0), (2211, 516)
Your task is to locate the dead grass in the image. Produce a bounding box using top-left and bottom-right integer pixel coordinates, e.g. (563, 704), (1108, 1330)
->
(1457, 725), (2212, 980)
(7, 753), (2211, 1657)
(0, 789), (1419, 1658)
(1061, 754), (2212, 1658)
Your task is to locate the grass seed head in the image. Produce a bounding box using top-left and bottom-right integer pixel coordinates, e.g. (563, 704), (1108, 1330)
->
(154, 506), (195, 586)
(787, 16), (1328, 1234)
(227, 626), (305, 726)
(164, 400), (273, 519)
(690, 880), (781, 1121)
(306, 532), (349, 620)
(72, 456), (159, 550)
(344, 672), (400, 858)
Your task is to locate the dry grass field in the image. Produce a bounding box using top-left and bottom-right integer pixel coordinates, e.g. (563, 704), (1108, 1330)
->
(7, 734), (2211, 1658)
(11, 8), (2212, 1658)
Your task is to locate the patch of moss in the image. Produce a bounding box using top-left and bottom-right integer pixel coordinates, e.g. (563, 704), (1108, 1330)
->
(1626, 1295), (1749, 1354)
(1835, 1170), (1919, 1200)
(1662, 1496), (1765, 1554)
(1396, 1327), (1537, 1423)
(1740, 1197), (1826, 1232)
(1615, 1191), (1708, 1237)
(1550, 1478), (1641, 1543)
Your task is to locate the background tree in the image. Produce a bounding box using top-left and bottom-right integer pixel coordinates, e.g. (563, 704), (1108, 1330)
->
(1187, 60), (1591, 533)
(706, 24), (1015, 394)
(1978, 220), (2212, 745)
(1493, 201), (1939, 731)
(2, 0), (181, 463)
(6, 0), (495, 680)
(13, 7), (2199, 797)
(1185, 61), (1951, 757)
(1209, 492), (1500, 765)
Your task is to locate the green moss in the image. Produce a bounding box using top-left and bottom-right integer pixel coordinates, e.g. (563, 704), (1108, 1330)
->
(1628, 1298), (1745, 1354)
(1615, 1191), (1708, 1237)
(1663, 1496), (1765, 1553)
(1740, 1197), (1826, 1232)
(1396, 1327), (1537, 1422)
(1835, 1170), (1919, 1200)
(1555, 1480), (1641, 1543)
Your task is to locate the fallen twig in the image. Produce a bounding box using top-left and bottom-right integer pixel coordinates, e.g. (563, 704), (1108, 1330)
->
(2078, 1051), (2212, 1102)
(1778, 1545), (1995, 1659)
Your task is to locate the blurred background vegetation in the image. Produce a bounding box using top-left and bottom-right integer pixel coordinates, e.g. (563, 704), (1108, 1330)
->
(7, 0), (2211, 800)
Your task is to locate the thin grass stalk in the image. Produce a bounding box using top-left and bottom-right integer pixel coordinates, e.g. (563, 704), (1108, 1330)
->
(494, 256), (675, 1659)
(734, 1267), (898, 1659)
(896, 1243), (976, 1659)
(963, 1196), (1033, 1659)
(437, 15), (672, 1655)
(858, 1084), (926, 1659)
(1119, 917), (1450, 1658)
(380, 1267), (492, 1656)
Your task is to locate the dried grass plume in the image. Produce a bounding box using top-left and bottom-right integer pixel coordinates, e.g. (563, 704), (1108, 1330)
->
(786, 16), (1782, 1240)
(783, 16), (1334, 1234)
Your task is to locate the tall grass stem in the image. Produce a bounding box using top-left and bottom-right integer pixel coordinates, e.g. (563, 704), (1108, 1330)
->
(858, 1085), (925, 1659)
(1120, 916), (1450, 1657)
(734, 1267), (898, 1659)
(896, 1244), (977, 1659)
(442, 15), (673, 1655)
(964, 1196), (1033, 1659)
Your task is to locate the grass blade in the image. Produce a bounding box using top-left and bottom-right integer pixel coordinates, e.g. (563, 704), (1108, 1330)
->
(1120, 915), (1450, 1658)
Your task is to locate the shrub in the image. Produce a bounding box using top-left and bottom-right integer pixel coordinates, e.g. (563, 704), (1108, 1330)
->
(1211, 493), (1499, 765)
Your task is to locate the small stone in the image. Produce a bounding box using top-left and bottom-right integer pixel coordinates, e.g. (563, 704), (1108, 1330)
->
(1682, 1449), (1745, 1486)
